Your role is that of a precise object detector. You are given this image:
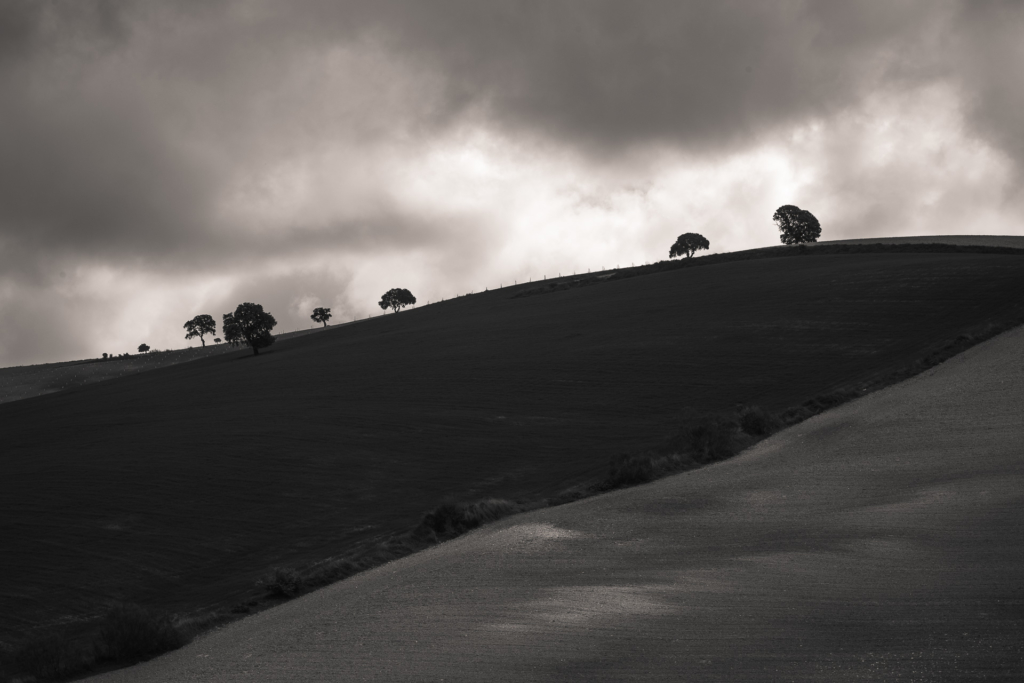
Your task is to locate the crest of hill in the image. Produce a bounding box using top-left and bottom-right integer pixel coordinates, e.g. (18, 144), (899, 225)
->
(820, 234), (1024, 249)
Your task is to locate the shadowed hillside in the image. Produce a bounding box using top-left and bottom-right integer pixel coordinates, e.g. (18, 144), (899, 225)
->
(3, 249), (1024, 649)
(0, 328), (324, 405)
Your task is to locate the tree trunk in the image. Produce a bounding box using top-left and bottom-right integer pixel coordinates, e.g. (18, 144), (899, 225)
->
(322, 321), (326, 328)
(252, 345), (259, 355)
(201, 337), (205, 346)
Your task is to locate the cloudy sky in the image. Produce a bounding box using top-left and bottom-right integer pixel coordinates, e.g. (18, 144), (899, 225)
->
(1, 1), (1022, 366)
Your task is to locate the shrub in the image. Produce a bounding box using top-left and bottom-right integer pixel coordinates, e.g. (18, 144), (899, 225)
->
(263, 567), (303, 598)
(737, 405), (780, 436)
(604, 452), (657, 488)
(94, 604), (187, 665)
(689, 415), (739, 464)
(416, 498), (519, 539)
(598, 451), (692, 491)
(5, 631), (88, 681)
(780, 390), (858, 425)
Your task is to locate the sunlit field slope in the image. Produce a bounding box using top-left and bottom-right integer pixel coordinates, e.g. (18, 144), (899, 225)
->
(2, 249), (1024, 644)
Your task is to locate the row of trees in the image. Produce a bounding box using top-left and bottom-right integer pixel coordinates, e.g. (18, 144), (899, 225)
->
(168, 288), (417, 358)
(175, 304), (279, 356)
(160, 209), (815, 358)
(667, 205), (821, 260)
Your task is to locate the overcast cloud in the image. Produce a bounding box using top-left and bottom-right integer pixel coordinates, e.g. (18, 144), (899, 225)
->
(1, 0), (1022, 366)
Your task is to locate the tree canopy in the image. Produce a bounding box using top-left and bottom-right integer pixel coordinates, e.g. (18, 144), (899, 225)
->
(379, 288), (416, 313)
(184, 314), (216, 347)
(311, 307), (332, 328)
(669, 232), (710, 259)
(137, 343), (149, 353)
(223, 303), (277, 355)
(773, 205), (821, 245)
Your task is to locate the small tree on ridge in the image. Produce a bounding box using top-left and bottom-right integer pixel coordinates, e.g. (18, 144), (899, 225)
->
(184, 314), (216, 347)
(379, 288), (416, 313)
(138, 343), (150, 353)
(669, 233), (710, 259)
(311, 307), (332, 328)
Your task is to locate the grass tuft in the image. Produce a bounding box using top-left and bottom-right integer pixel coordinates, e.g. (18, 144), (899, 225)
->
(254, 498), (522, 604)
(416, 498), (521, 539)
(600, 452), (691, 490)
(688, 415), (741, 464)
(0, 604), (187, 683)
(262, 567), (304, 599)
(93, 604), (188, 666)
(779, 390), (860, 425)
(737, 404), (781, 436)
(4, 631), (88, 682)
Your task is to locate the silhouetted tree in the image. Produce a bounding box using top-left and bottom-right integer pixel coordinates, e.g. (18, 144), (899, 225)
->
(669, 232), (710, 259)
(213, 337), (221, 344)
(222, 303), (277, 355)
(184, 314), (216, 347)
(138, 343), (150, 353)
(222, 313), (241, 347)
(311, 307), (332, 328)
(773, 205), (821, 244)
(379, 288), (416, 313)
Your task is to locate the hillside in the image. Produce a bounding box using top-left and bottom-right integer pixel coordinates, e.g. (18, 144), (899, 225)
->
(0, 328), (324, 405)
(88, 317), (1024, 682)
(3, 247), (1024, 650)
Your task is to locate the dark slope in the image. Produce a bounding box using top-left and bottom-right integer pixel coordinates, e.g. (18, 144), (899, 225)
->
(2, 251), (1024, 642)
(0, 328), (321, 405)
(88, 322), (1024, 683)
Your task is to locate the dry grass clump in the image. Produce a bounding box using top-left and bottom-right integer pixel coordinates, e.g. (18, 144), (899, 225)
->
(0, 604), (188, 683)
(596, 397), (850, 493)
(255, 498), (523, 604)
(415, 498), (521, 539)
(2, 631), (88, 682)
(93, 604), (187, 665)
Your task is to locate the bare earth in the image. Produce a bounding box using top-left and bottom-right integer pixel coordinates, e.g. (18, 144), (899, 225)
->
(88, 323), (1024, 681)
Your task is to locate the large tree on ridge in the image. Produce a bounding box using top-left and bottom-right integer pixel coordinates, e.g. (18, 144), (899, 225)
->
(311, 307), (332, 328)
(773, 205), (821, 244)
(183, 314), (216, 347)
(669, 232), (710, 259)
(222, 303), (277, 355)
(379, 288), (416, 313)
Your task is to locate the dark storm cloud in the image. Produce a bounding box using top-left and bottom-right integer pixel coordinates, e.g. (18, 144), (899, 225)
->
(0, 0), (1022, 365)
(0, 1), (1018, 261)
(358, 1), (943, 153)
(953, 1), (1024, 187)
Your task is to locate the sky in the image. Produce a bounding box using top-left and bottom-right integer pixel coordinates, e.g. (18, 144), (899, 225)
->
(1, 0), (1022, 367)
